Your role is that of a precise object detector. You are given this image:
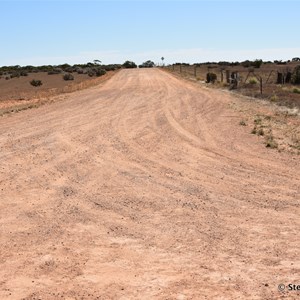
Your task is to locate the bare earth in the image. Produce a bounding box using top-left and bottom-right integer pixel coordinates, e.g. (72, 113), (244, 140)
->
(0, 69), (299, 300)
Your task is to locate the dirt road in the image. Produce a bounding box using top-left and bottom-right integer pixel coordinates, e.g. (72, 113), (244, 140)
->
(0, 69), (299, 299)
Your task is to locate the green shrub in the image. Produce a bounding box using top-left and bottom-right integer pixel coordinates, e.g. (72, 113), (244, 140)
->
(122, 61), (137, 69)
(48, 69), (62, 75)
(10, 72), (20, 78)
(292, 88), (300, 94)
(88, 71), (95, 77)
(139, 60), (155, 68)
(252, 59), (263, 68)
(249, 77), (258, 84)
(270, 94), (278, 102)
(95, 69), (106, 77)
(30, 79), (43, 87)
(63, 73), (74, 81)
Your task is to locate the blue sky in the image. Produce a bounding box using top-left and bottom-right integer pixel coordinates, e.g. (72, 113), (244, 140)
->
(1, 0), (300, 66)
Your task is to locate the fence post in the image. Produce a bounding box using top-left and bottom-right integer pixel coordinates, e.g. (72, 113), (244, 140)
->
(226, 70), (230, 83)
(194, 66), (197, 77)
(259, 77), (263, 94)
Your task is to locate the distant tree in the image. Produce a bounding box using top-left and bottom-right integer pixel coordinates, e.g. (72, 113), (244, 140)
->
(292, 57), (300, 62)
(59, 63), (71, 71)
(242, 59), (263, 68)
(241, 60), (251, 68)
(161, 57), (165, 66)
(252, 59), (263, 68)
(139, 60), (155, 68)
(274, 60), (287, 65)
(122, 61), (137, 69)
(94, 59), (102, 65)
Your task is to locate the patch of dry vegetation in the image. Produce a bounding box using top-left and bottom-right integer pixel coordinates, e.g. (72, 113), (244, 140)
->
(232, 100), (300, 154)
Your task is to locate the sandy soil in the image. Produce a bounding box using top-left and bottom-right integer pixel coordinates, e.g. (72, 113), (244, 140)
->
(0, 71), (117, 114)
(0, 69), (299, 300)
(0, 72), (95, 102)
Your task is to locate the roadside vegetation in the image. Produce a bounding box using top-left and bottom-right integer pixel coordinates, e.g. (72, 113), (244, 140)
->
(165, 58), (300, 154)
(166, 58), (300, 109)
(0, 61), (127, 117)
(0, 62), (121, 82)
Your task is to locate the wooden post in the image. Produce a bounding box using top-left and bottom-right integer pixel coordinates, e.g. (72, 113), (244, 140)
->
(260, 77), (263, 94)
(226, 70), (230, 83)
(286, 72), (292, 83)
(276, 72), (283, 84)
(194, 66), (197, 77)
(172, 64), (175, 71)
(220, 70), (223, 82)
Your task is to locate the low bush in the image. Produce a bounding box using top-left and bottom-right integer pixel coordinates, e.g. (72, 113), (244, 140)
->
(254, 117), (262, 125)
(95, 69), (106, 77)
(249, 77), (258, 84)
(270, 94), (278, 102)
(48, 69), (62, 75)
(30, 79), (43, 87)
(63, 73), (74, 81)
(206, 72), (217, 83)
(10, 72), (20, 78)
(88, 71), (95, 77)
(265, 135), (278, 149)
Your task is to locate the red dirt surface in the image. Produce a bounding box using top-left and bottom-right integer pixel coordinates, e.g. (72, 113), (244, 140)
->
(0, 71), (117, 115)
(0, 72), (94, 102)
(0, 69), (299, 299)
